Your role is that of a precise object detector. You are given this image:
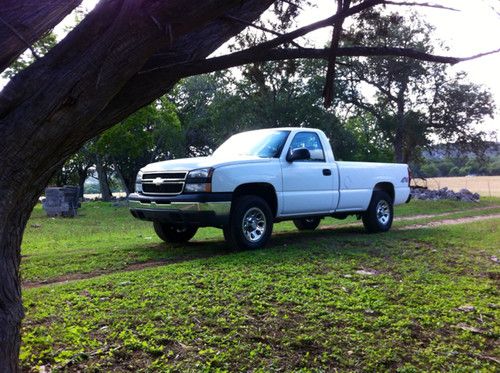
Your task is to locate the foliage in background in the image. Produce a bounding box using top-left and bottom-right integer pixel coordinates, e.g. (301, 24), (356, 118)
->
(341, 10), (495, 163)
(95, 98), (183, 194)
(416, 155), (500, 178)
(27, 7), (497, 195)
(1, 33), (57, 79)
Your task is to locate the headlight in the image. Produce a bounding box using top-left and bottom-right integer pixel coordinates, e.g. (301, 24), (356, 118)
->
(185, 168), (213, 193)
(135, 170), (143, 193)
(184, 183), (211, 193)
(187, 168), (212, 179)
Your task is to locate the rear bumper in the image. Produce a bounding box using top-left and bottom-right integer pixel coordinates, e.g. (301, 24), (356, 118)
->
(128, 192), (231, 227)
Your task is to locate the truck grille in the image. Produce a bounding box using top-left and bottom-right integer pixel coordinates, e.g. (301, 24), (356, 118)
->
(141, 171), (187, 195)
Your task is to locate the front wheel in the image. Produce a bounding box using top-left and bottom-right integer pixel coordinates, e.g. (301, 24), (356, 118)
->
(362, 191), (393, 233)
(153, 221), (198, 243)
(226, 196), (273, 250)
(293, 217), (321, 231)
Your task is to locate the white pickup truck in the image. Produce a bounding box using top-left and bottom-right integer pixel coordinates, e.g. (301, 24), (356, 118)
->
(129, 128), (411, 249)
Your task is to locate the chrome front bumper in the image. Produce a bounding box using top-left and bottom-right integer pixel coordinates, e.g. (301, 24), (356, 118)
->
(128, 198), (231, 227)
(128, 199), (231, 215)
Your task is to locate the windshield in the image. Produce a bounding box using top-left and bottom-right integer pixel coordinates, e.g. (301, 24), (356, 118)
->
(213, 130), (290, 158)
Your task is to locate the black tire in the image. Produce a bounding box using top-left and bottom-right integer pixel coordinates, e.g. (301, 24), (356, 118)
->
(362, 191), (393, 233)
(222, 226), (232, 242)
(227, 195), (273, 250)
(153, 221), (198, 243)
(293, 217), (321, 231)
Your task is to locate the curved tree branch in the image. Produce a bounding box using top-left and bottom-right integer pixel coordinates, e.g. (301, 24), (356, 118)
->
(146, 47), (500, 78)
(323, 0), (351, 108)
(383, 1), (459, 12)
(0, 0), (82, 72)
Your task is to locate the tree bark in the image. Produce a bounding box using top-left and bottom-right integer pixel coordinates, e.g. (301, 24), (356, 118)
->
(394, 79), (408, 163)
(0, 192), (40, 372)
(0, 0), (82, 72)
(77, 168), (88, 200)
(95, 158), (112, 202)
(113, 165), (131, 196)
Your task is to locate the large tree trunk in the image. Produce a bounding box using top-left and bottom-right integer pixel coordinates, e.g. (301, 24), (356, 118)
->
(0, 189), (42, 372)
(0, 1), (275, 370)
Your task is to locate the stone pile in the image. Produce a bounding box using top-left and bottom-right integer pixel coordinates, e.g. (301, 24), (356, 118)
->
(411, 187), (480, 202)
(42, 186), (80, 217)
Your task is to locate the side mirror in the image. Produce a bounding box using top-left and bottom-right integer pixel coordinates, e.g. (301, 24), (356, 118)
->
(286, 148), (311, 162)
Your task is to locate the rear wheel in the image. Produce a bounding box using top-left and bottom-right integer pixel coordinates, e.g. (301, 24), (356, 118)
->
(153, 221), (198, 243)
(362, 191), (393, 233)
(293, 217), (321, 231)
(226, 195), (273, 250)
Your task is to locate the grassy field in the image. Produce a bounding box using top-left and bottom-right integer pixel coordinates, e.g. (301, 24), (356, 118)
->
(21, 199), (500, 371)
(426, 176), (500, 197)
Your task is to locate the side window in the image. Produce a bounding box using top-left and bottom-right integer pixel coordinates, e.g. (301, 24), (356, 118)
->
(289, 132), (325, 161)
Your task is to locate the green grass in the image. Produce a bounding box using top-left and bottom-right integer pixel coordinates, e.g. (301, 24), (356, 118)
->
(22, 223), (499, 371)
(21, 198), (500, 283)
(20, 198), (500, 371)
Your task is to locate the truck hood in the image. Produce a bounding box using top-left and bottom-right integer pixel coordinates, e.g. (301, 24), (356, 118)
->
(141, 155), (273, 172)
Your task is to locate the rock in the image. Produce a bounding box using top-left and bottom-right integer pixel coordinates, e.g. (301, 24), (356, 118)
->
(355, 269), (379, 276)
(457, 305), (476, 312)
(42, 186), (80, 217)
(410, 187), (480, 202)
(454, 323), (483, 334)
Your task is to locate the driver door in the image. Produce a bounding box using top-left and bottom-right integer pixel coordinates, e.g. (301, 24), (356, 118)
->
(280, 131), (334, 215)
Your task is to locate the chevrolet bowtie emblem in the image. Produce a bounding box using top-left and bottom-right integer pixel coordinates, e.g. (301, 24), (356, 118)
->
(153, 177), (163, 186)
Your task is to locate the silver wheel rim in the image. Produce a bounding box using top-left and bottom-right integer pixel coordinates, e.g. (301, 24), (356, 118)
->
(169, 226), (188, 233)
(242, 207), (266, 242)
(376, 200), (390, 225)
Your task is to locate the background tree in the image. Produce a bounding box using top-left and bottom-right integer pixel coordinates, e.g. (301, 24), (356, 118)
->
(342, 10), (495, 163)
(49, 144), (94, 199)
(96, 98), (183, 194)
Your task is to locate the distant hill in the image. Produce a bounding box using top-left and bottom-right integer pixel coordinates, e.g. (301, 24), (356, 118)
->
(422, 142), (500, 160)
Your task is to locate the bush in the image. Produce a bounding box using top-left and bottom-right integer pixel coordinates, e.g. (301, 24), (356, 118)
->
(420, 163), (439, 177)
(437, 160), (454, 176)
(449, 166), (460, 176)
(487, 160), (500, 175)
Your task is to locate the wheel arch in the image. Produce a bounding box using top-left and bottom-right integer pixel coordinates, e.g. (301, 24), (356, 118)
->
(373, 182), (395, 203)
(232, 183), (278, 218)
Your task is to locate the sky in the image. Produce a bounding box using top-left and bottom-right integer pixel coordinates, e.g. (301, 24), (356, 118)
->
(3, 0), (500, 136)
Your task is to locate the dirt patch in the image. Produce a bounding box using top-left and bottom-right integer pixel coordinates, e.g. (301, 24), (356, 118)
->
(319, 205), (500, 231)
(396, 205), (500, 221)
(23, 252), (226, 289)
(399, 214), (500, 230)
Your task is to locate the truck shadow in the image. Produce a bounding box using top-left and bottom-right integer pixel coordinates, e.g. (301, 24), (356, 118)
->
(155, 224), (370, 257)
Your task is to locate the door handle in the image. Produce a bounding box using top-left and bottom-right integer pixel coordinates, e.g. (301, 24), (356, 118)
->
(323, 169), (332, 176)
